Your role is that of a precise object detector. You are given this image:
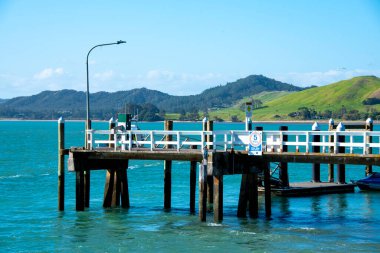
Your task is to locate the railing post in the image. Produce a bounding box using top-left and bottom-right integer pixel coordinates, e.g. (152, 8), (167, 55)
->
(109, 117), (116, 148)
(328, 119), (335, 182)
(337, 122), (346, 184)
(279, 126), (289, 187)
(85, 119), (92, 149)
(365, 118), (373, 176)
(312, 122), (321, 182)
(58, 117), (65, 211)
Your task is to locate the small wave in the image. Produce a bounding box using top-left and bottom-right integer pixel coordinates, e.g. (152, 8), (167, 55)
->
(207, 222), (223, 227)
(287, 227), (316, 231)
(0, 174), (22, 179)
(128, 165), (140, 170)
(230, 230), (257, 235)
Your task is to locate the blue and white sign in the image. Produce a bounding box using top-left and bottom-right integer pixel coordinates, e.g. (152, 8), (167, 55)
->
(248, 131), (262, 156)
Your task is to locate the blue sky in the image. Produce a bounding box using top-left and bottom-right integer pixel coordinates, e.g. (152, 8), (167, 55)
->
(1, 0), (379, 98)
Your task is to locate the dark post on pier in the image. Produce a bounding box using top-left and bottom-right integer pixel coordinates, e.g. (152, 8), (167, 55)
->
(58, 117), (65, 211)
(164, 120), (173, 210)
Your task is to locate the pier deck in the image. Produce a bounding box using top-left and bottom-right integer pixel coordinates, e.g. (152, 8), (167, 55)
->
(58, 118), (379, 222)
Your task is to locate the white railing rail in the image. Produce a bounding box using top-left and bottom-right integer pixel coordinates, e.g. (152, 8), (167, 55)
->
(86, 129), (380, 155)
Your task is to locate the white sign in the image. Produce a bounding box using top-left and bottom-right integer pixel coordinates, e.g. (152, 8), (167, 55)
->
(248, 131), (262, 156)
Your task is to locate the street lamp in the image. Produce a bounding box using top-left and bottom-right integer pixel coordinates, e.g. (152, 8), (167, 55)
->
(85, 40), (126, 148)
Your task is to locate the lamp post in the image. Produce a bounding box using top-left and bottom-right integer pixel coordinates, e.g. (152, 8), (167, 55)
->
(85, 40), (126, 148)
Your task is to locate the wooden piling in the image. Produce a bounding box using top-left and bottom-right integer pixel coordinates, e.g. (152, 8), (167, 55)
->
(120, 162), (130, 208)
(337, 123), (346, 184)
(190, 145), (197, 213)
(237, 123), (259, 218)
(103, 118), (130, 208)
(199, 151), (208, 222)
(248, 173), (258, 218)
(264, 161), (272, 218)
(103, 168), (115, 208)
(84, 119), (91, 208)
(237, 174), (248, 218)
(328, 119), (335, 182)
(58, 117), (65, 211)
(312, 122), (321, 182)
(206, 120), (214, 211)
(213, 173), (223, 222)
(76, 169), (85, 211)
(279, 126), (289, 187)
(164, 120), (173, 209)
(365, 118), (373, 176)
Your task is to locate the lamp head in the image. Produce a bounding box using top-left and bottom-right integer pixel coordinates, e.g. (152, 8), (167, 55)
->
(117, 40), (126, 44)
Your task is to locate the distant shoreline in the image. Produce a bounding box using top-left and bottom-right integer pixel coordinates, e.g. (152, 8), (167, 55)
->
(0, 118), (375, 125)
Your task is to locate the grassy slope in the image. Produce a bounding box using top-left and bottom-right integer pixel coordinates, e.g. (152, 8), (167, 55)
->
(253, 76), (380, 120)
(208, 91), (292, 120)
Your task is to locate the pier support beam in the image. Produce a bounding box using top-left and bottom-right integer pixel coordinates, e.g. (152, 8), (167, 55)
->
(203, 118), (214, 212)
(312, 122), (321, 183)
(237, 172), (258, 218)
(58, 117), (65, 211)
(365, 118), (373, 176)
(337, 123), (346, 184)
(120, 164), (130, 208)
(190, 146), (197, 213)
(328, 119), (335, 182)
(76, 170), (85, 211)
(213, 174), (223, 222)
(164, 120), (173, 210)
(103, 162), (130, 208)
(264, 161), (272, 218)
(84, 170), (90, 208)
(279, 126), (289, 187)
(199, 151), (208, 222)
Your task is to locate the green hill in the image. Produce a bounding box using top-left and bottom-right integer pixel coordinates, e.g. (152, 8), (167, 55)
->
(0, 75), (301, 120)
(252, 76), (380, 120)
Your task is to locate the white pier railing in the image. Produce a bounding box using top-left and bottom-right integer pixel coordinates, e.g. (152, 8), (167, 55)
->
(86, 129), (380, 155)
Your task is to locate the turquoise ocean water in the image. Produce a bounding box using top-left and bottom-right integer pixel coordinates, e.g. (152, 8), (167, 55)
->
(1, 120), (380, 252)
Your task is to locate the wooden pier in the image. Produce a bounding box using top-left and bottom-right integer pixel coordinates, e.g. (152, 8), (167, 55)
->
(58, 117), (380, 222)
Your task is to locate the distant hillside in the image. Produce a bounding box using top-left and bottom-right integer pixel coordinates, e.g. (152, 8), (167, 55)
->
(0, 99), (8, 104)
(0, 75), (301, 120)
(252, 76), (380, 120)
